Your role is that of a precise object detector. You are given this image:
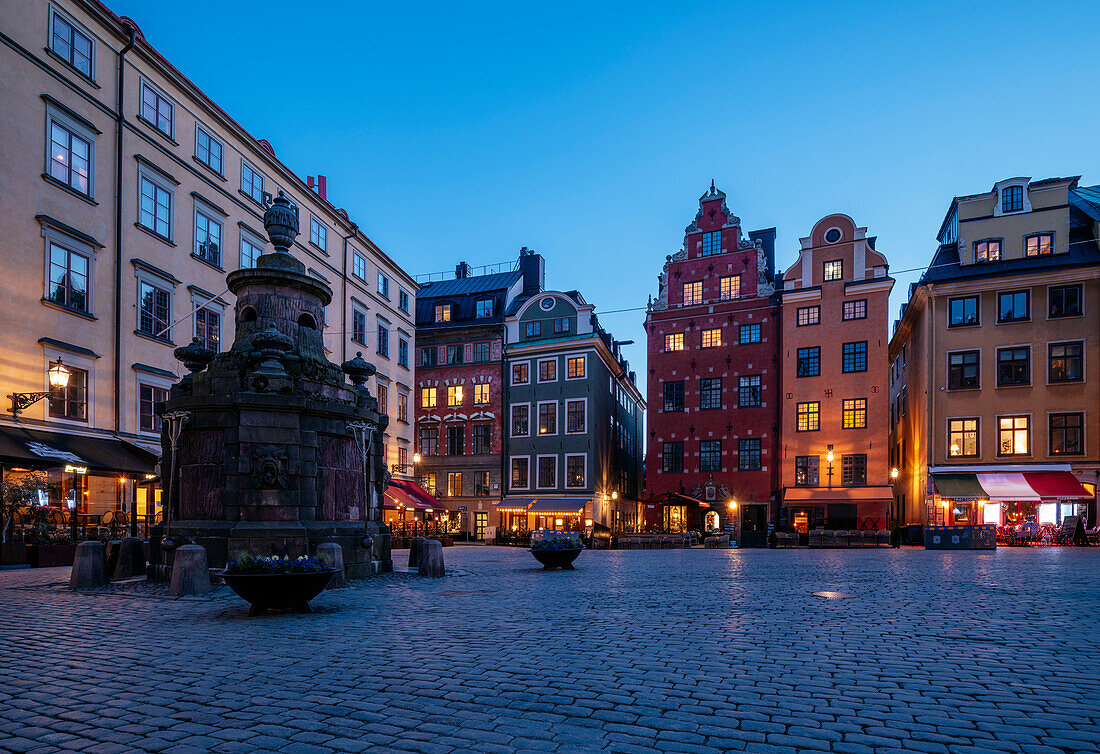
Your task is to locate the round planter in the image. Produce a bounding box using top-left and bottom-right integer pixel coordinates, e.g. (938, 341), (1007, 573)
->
(530, 547), (581, 570)
(218, 569), (338, 615)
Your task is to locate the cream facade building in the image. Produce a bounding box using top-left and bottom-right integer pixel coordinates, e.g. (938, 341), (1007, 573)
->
(0, 0), (417, 528)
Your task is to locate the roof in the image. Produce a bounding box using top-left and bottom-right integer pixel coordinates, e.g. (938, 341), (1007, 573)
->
(415, 271), (523, 327)
(417, 270), (522, 299)
(918, 230), (1100, 288)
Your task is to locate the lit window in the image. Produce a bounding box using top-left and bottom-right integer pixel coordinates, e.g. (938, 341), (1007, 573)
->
(948, 418), (979, 458)
(421, 387), (437, 409)
(683, 281), (703, 306)
(975, 239), (1001, 262)
(474, 383), (489, 405)
(998, 416), (1029, 456)
(447, 386), (463, 407)
(567, 357), (585, 379)
(434, 304), (451, 322)
(240, 161), (264, 203)
(797, 306), (819, 326)
(823, 260), (843, 282)
(700, 230), (722, 256)
(842, 398), (867, 429)
(511, 457), (529, 489)
(538, 403), (556, 434)
(795, 456), (818, 486)
(701, 328), (722, 348)
(842, 299), (866, 321)
(566, 456), (586, 487)
(1025, 234), (1053, 257)
(797, 402), (820, 432)
(141, 82), (173, 137)
(447, 471), (462, 497)
(51, 12), (93, 77)
(664, 333), (684, 352)
(720, 275), (740, 300)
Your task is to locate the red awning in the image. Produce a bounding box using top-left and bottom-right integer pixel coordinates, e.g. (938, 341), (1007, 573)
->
(384, 483), (423, 511)
(1022, 471), (1094, 500)
(391, 480), (445, 510)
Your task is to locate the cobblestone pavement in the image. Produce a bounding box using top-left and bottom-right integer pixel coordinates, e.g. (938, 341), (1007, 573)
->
(2, 546), (1099, 754)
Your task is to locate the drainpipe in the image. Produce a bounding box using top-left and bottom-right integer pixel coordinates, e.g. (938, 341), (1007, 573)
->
(925, 283), (935, 524)
(114, 26), (137, 434)
(499, 322), (508, 526)
(340, 227), (356, 364)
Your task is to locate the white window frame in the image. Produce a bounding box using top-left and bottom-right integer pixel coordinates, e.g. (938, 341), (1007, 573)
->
(511, 360), (531, 385)
(239, 227), (265, 269)
(133, 265), (177, 342)
(377, 271), (390, 298)
(49, 8), (95, 80)
(192, 201), (224, 268)
(190, 290), (225, 353)
(139, 79), (174, 139)
(352, 250), (367, 280)
(45, 103), (95, 197)
(398, 336), (409, 368)
(136, 373), (173, 436)
(536, 400), (559, 437)
(40, 343), (95, 426)
(565, 453), (588, 489)
(397, 390), (409, 423)
(351, 306), (367, 345)
(309, 215), (328, 252)
(510, 402), (531, 438)
(536, 454), (558, 490)
(376, 316), (390, 358)
(565, 397), (587, 435)
(137, 165), (174, 241)
(510, 455), (531, 491)
(240, 159), (265, 203)
(41, 223), (96, 316)
(194, 123), (223, 175)
(398, 288), (410, 313)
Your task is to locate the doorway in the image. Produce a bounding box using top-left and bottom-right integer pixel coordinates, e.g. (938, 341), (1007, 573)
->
(474, 512), (487, 540)
(741, 504), (768, 548)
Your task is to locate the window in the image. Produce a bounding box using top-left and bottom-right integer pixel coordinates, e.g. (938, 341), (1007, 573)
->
(351, 252), (367, 280)
(662, 442), (684, 473)
(309, 217), (327, 251)
(538, 403), (557, 435)
(797, 306), (819, 326)
(700, 378), (722, 410)
(948, 418), (979, 458)
(664, 333), (684, 352)
(475, 299), (493, 318)
(50, 12), (93, 77)
(139, 384), (168, 432)
(194, 308), (220, 351)
(371, 273), (388, 299)
(377, 322), (389, 358)
(421, 387), (437, 409)
(48, 120), (91, 195)
(683, 281), (703, 306)
(1050, 413), (1084, 455)
(998, 416), (1029, 456)
(511, 458), (529, 489)
(663, 381), (684, 412)
(434, 304), (451, 322)
(700, 440), (721, 472)
(474, 383), (489, 405)
(841, 398), (867, 429)
(998, 290), (1030, 322)
(701, 328), (722, 348)
(538, 360), (557, 382)
(512, 363), (529, 385)
(841, 455), (867, 486)
(240, 234), (263, 269)
(842, 341), (867, 373)
(824, 260), (843, 282)
(567, 357), (585, 379)
(975, 239), (1001, 262)
(240, 161), (264, 203)
(397, 392), (408, 423)
(446, 425), (464, 456)
(566, 400), (586, 433)
(472, 342), (489, 363)
(398, 289), (409, 313)
(553, 317), (570, 334)
(797, 402), (820, 432)
(193, 208), (222, 266)
(49, 365), (86, 421)
(997, 347), (1029, 386)
(739, 324), (762, 344)
(537, 457), (557, 488)
(511, 405), (529, 436)
(1049, 342), (1083, 383)
(397, 447), (408, 468)
(738, 376), (760, 407)
(1049, 285), (1081, 318)
(446, 471), (462, 497)
(842, 300), (866, 321)
(194, 125), (222, 173)
(948, 351), (980, 389)
(738, 439), (761, 471)
(720, 275), (740, 301)
(446, 344), (463, 364)
(796, 347), (820, 378)
(471, 470), (489, 496)
(377, 384), (387, 415)
(420, 348), (437, 367)
(418, 426), (438, 456)
(47, 242), (89, 312)
(795, 456), (818, 487)
(949, 296), (980, 327)
(398, 338), (409, 368)
(140, 82), (173, 137)
(138, 175), (172, 239)
(1025, 233), (1054, 257)
(1002, 185), (1023, 213)
(700, 230), (721, 256)
(138, 281), (170, 340)
(423, 473), (437, 496)
(446, 385), (463, 407)
(566, 456), (586, 487)
(525, 322), (541, 338)
(472, 424), (491, 454)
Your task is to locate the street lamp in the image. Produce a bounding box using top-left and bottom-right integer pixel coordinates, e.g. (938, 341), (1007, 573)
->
(825, 444), (835, 488)
(7, 358), (71, 415)
(890, 467), (899, 480)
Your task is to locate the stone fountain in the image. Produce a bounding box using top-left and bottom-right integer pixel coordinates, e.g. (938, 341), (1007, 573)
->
(159, 192), (391, 577)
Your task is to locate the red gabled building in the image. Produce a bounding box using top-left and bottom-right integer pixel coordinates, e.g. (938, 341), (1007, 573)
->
(643, 183), (779, 545)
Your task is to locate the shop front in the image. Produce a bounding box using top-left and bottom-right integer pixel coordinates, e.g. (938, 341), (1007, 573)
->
(494, 498), (532, 544)
(780, 487), (892, 534)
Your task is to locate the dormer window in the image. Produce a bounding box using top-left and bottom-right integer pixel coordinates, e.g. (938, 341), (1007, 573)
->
(700, 231), (721, 257)
(1025, 233), (1054, 257)
(475, 298), (493, 318)
(975, 239), (1001, 263)
(434, 303), (452, 322)
(1002, 185), (1024, 213)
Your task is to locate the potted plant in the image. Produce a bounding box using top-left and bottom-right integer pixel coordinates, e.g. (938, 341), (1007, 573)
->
(530, 532), (583, 570)
(218, 554), (339, 615)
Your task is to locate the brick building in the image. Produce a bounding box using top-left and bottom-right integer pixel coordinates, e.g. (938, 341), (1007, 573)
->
(643, 183), (778, 545)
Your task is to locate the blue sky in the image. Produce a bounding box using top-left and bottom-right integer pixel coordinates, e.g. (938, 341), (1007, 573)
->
(111, 0), (1100, 375)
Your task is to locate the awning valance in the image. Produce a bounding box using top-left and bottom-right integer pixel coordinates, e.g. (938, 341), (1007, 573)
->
(384, 483), (424, 511)
(0, 426), (156, 475)
(1022, 471), (1094, 500)
(783, 486), (894, 503)
(976, 473), (1039, 502)
(400, 481), (443, 510)
(932, 474), (988, 501)
(932, 470), (1094, 502)
(526, 497), (589, 515)
(495, 498), (533, 512)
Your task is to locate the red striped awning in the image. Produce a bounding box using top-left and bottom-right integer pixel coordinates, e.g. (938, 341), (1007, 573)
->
(1022, 471), (1094, 500)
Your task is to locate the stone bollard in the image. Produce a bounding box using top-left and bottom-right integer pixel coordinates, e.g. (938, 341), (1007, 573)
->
(112, 538), (147, 580)
(408, 536), (427, 569)
(70, 541), (106, 589)
(416, 539), (445, 578)
(169, 544), (210, 597)
(316, 542), (346, 588)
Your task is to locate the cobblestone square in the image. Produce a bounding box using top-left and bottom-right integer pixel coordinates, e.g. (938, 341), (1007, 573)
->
(1, 546), (1099, 753)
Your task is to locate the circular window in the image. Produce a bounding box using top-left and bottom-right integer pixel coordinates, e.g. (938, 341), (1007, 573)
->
(539, 297), (555, 311)
(824, 227), (842, 244)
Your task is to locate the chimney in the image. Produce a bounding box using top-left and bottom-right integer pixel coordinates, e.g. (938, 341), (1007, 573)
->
(518, 247), (545, 295)
(307, 175), (328, 201)
(455, 261), (472, 279)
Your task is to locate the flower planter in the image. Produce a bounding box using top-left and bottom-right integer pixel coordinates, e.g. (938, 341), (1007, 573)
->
(530, 547), (582, 570)
(218, 569), (338, 615)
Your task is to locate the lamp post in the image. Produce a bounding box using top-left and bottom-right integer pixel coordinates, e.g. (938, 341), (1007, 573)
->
(727, 499), (739, 545)
(7, 358), (71, 415)
(390, 451), (421, 477)
(826, 444), (835, 488)
(349, 420), (378, 522)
